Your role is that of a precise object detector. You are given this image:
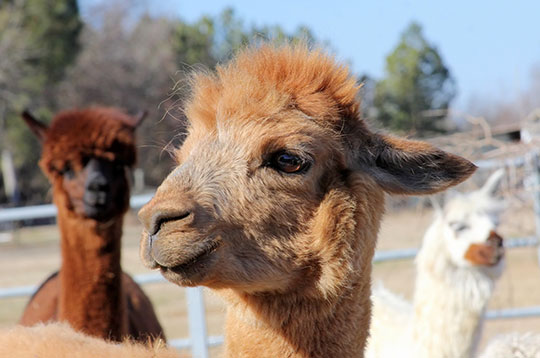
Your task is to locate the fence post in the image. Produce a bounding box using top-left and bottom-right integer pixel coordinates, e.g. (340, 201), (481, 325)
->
(531, 152), (540, 268)
(186, 286), (209, 358)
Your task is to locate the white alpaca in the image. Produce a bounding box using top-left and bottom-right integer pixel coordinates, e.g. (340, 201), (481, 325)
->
(480, 333), (540, 358)
(366, 170), (506, 358)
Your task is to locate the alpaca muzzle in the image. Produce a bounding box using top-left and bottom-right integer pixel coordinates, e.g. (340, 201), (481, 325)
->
(464, 230), (504, 266)
(139, 230), (159, 269)
(138, 195), (203, 270)
(82, 157), (127, 220)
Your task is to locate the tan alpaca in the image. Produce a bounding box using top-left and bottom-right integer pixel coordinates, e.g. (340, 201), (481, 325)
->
(0, 323), (179, 358)
(137, 44), (476, 358)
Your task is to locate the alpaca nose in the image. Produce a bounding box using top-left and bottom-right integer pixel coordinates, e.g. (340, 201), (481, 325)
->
(87, 176), (109, 193)
(138, 200), (192, 236)
(487, 230), (503, 247)
(85, 159), (111, 193)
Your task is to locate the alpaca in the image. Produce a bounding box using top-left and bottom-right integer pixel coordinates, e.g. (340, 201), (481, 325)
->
(19, 108), (165, 342)
(0, 323), (179, 358)
(136, 44), (476, 358)
(366, 170), (506, 358)
(480, 332), (540, 358)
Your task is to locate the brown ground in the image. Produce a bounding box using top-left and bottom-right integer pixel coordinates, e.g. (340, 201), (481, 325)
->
(1, 200), (539, 357)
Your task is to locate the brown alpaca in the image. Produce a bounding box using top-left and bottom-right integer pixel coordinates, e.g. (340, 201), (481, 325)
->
(19, 107), (165, 342)
(137, 45), (476, 358)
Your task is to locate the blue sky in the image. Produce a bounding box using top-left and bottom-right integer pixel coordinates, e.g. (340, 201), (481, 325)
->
(80, 1), (540, 111)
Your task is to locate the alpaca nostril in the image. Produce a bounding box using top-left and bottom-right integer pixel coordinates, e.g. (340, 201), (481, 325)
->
(150, 211), (191, 236)
(87, 179), (109, 193)
(488, 230), (503, 247)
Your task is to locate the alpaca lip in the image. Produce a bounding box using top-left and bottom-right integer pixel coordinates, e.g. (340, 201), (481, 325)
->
(83, 192), (109, 207)
(492, 246), (505, 265)
(485, 244), (505, 266)
(83, 199), (112, 220)
(488, 232), (505, 265)
(464, 236), (505, 267)
(83, 200), (107, 210)
(142, 232), (160, 269)
(158, 240), (220, 275)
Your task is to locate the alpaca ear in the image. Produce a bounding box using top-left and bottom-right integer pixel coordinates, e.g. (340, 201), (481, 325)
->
(365, 134), (477, 195)
(479, 169), (504, 197)
(21, 110), (48, 142)
(131, 110), (148, 128)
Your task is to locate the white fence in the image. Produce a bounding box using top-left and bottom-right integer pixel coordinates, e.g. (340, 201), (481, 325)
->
(2, 149), (540, 358)
(0, 193), (154, 223)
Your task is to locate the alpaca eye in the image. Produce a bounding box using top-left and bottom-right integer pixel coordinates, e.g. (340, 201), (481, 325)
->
(62, 163), (75, 179)
(114, 163), (125, 173)
(270, 152), (309, 174)
(81, 156), (90, 167)
(450, 222), (469, 233)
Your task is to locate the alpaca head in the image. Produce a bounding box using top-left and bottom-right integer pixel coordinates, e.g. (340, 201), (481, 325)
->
(22, 108), (145, 221)
(427, 170), (505, 277)
(138, 45), (476, 294)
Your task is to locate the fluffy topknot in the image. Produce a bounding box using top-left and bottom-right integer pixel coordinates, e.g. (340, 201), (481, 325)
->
(185, 44), (361, 131)
(40, 107), (138, 178)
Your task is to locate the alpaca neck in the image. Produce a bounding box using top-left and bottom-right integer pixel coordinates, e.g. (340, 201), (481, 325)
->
(221, 179), (383, 358)
(57, 206), (126, 341)
(412, 236), (495, 358)
(222, 266), (370, 358)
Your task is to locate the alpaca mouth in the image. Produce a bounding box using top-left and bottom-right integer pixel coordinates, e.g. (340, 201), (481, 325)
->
(487, 231), (505, 266)
(158, 240), (221, 278)
(83, 199), (113, 220)
(83, 191), (110, 211)
(492, 247), (505, 265)
(481, 243), (505, 267)
(464, 232), (505, 267)
(84, 200), (108, 211)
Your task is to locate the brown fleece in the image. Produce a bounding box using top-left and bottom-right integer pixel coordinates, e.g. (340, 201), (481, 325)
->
(39, 108), (137, 179)
(20, 107), (164, 342)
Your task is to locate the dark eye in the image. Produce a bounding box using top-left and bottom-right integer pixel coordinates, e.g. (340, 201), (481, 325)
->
(269, 151), (310, 174)
(450, 222), (469, 233)
(79, 155), (92, 168)
(62, 163), (75, 179)
(114, 162), (125, 172)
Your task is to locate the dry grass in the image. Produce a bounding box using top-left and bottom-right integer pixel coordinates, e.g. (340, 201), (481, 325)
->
(1, 202), (539, 356)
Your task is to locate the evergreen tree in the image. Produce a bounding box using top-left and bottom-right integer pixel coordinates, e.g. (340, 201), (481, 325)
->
(22, 0), (82, 84)
(173, 7), (316, 67)
(0, 0), (82, 204)
(373, 22), (456, 136)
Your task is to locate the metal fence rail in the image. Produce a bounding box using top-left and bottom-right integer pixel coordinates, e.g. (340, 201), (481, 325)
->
(0, 193), (154, 223)
(486, 306), (540, 320)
